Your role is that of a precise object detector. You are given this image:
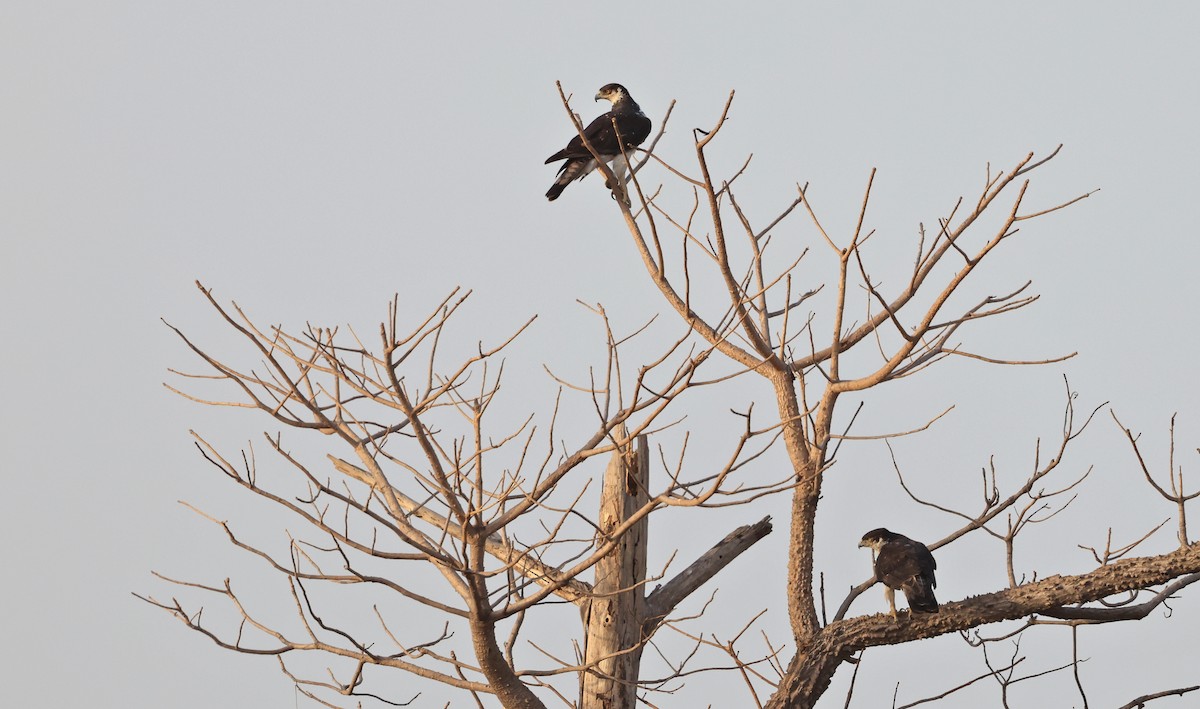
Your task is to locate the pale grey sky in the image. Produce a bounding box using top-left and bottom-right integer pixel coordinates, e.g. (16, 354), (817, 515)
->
(2, 2), (1198, 707)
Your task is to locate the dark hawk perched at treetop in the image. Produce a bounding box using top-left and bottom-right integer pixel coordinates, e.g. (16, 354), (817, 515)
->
(858, 528), (939, 620)
(545, 83), (652, 201)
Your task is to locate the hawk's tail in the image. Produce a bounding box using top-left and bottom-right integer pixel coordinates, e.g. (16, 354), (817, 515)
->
(546, 179), (570, 201)
(904, 576), (939, 614)
(546, 158), (595, 201)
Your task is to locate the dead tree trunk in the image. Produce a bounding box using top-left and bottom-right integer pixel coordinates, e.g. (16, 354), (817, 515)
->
(580, 434), (650, 709)
(578, 434), (774, 708)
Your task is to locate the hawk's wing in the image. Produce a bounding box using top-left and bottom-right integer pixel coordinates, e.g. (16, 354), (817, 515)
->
(876, 536), (938, 613)
(544, 98), (651, 201)
(545, 111), (651, 164)
(875, 537), (936, 590)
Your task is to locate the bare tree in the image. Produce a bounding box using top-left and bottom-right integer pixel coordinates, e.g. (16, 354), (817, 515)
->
(142, 86), (1200, 708)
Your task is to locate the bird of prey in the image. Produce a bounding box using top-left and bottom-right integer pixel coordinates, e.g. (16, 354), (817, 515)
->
(545, 83), (652, 201)
(858, 528), (939, 620)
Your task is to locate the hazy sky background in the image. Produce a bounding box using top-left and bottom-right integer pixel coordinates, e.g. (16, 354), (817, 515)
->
(3, 2), (1199, 707)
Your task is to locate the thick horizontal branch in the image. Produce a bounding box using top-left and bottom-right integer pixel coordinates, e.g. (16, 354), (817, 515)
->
(644, 516), (773, 624)
(1041, 571), (1200, 621)
(769, 543), (1200, 709)
(839, 542), (1200, 649)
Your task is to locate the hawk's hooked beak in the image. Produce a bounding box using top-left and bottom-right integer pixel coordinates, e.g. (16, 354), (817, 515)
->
(857, 540), (867, 548)
(594, 92), (604, 101)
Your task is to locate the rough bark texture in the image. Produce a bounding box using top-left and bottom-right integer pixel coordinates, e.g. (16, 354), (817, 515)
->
(775, 371), (823, 643)
(765, 543), (1200, 709)
(580, 436), (650, 709)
